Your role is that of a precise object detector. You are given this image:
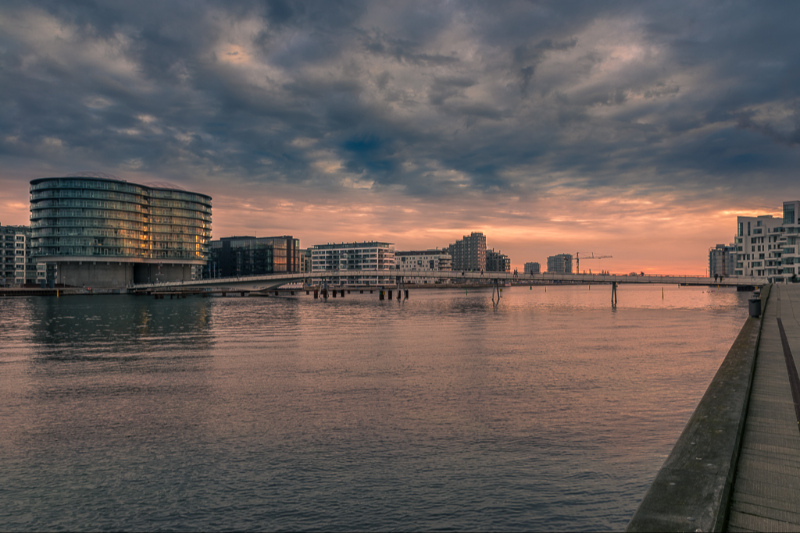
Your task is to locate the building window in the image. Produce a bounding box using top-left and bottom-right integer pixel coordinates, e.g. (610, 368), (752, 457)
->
(785, 204), (796, 225)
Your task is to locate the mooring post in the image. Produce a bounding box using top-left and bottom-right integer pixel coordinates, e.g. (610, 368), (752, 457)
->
(611, 282), (618, 306)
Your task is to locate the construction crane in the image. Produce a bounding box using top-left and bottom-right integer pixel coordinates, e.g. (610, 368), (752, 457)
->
(576, 252), (612, 273)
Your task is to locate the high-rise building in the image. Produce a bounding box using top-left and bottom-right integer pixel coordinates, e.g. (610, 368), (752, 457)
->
(524, 262), (540, 275)
(446, 232), (486, 271)
(736, 200), (800, 282)
(30, 175), (212, 287)
(1, 223), (36, 286)
(709, 244), (736, 278)
(547, 253), (573, 274)
(311, 242), (395, 286)
(485, 249), (511, 272)
(206, 236), (300, 278)
(395, 249), (452, 283)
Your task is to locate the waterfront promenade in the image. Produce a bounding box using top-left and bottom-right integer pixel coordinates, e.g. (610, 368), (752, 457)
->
(629, 284), (800, 531)
(727, 284), (800, 531)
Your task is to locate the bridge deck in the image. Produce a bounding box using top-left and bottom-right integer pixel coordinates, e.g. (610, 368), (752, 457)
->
(131, 270), (766, 290)
(728, 284), (800, 531)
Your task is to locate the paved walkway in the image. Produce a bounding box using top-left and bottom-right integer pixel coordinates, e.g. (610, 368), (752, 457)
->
(728, 284), (800, 532)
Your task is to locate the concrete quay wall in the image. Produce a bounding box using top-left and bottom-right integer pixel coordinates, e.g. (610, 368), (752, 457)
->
(627, 285), (770, 532)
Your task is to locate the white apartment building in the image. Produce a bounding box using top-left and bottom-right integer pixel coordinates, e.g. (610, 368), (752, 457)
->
(395, 249), (452, 284)
(1, 224), (36, 287)
(311, 242), (395, 286)
(736, 200), (800, 282)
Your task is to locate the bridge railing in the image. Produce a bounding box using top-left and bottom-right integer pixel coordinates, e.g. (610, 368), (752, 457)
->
(131, 269), (766, 290)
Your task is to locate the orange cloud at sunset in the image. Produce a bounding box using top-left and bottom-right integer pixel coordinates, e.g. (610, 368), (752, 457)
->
(2, 2), (799, 278)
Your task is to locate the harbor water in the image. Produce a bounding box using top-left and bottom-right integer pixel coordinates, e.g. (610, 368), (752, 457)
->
(0, 285), (749, 531)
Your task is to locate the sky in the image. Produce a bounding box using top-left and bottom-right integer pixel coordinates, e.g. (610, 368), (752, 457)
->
(2, 0), (799, 274)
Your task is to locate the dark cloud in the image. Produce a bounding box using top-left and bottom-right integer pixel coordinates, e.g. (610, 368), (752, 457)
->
(1, 0), (800, 205)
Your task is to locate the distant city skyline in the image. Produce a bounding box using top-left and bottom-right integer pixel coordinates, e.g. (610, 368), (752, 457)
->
(2, 2), (799, 274)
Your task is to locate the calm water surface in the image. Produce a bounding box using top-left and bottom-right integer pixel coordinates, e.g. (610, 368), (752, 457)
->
(0, 285), (748, 531)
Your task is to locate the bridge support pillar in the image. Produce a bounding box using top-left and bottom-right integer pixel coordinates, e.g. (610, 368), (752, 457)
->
(492, 279), (501, 307)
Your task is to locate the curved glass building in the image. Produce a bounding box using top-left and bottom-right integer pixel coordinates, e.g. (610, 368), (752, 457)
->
(30, 176), (211, 287)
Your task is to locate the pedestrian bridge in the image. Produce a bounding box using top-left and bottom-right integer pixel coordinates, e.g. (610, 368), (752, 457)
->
(131, 270), (766, 291)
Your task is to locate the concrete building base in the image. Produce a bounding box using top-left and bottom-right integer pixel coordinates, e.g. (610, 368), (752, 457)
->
(54, 262), (197, 288)
(133, 264), (195, 285)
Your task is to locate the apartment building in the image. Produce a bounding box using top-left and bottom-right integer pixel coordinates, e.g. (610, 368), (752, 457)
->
(547, 253), (573, 274)
(737, 200), (800, 282)
(485, 249), (511, 272)
(1, 223), (36, 286)
(709, 243), (737, 278)
(446, 232), (487, 271)
(524, 262), (541, 274)
(311, 242), (395, 286)
(395, 249), (452, 284)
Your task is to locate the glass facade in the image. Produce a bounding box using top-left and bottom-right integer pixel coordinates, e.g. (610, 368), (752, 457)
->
(785, 204), (795, 225)
(30, 177), (211, 263)
(206, 236), (300, 278)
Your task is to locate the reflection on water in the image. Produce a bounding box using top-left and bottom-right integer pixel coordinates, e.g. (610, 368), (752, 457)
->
(0, 285), (748, 531)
